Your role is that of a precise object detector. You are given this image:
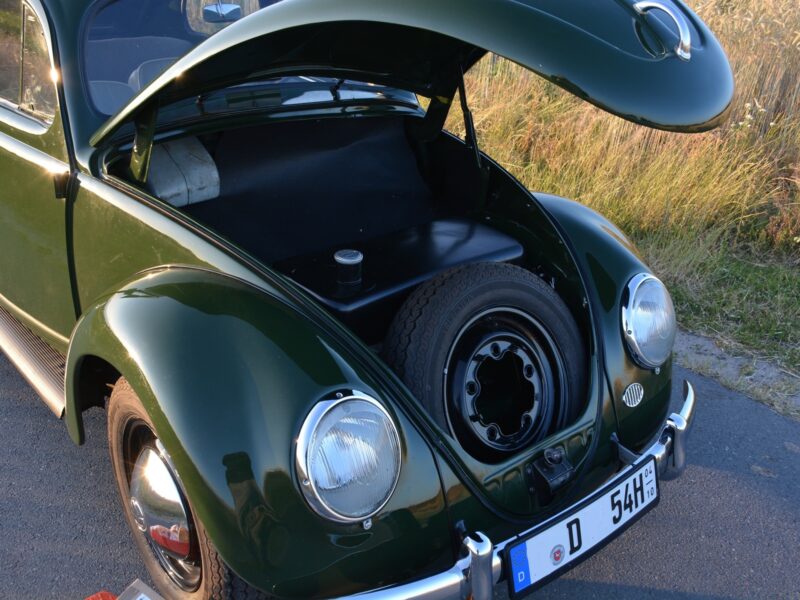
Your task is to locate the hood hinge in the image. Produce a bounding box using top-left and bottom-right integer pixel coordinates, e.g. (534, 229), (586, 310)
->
(457, 67), (490, 209)
(128, 103), (158, 184)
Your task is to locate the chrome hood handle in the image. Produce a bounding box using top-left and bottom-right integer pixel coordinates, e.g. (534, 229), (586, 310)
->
(634, 0), (692, 61)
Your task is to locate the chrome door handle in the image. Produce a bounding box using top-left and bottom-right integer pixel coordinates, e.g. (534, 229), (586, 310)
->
(633, 0), (692, 61)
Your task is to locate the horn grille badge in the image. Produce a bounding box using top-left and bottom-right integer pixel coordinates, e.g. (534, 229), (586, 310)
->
(622, 383), (645, 408)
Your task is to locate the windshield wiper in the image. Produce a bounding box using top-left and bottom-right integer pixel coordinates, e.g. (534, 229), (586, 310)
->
(329, 78), (346, 102)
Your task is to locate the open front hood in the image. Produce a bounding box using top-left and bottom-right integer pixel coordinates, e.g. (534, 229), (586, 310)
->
(91, 0), (734, 146)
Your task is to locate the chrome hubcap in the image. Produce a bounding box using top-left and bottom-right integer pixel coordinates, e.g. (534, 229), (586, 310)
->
(128, 439), (201, 590)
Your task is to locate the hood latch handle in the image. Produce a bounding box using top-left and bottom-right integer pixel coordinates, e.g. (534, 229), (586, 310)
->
(634, 1), (692, 61)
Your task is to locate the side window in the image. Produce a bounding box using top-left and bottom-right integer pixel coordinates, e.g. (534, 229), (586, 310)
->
(0, 0), (21, 104)
(20, 3), (55, 123)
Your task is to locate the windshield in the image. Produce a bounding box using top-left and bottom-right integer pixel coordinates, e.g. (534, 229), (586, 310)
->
(84, 0), (283, 115)
(156, 77), (419, 124)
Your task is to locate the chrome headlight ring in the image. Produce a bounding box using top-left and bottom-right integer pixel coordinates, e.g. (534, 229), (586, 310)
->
(295, 390), (402, 524)
(621, 273), (677, 370)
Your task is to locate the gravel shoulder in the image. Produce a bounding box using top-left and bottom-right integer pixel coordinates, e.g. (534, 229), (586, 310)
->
(674, 329), (800, 419)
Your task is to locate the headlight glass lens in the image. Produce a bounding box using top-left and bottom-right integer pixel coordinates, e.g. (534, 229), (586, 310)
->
(298, 395), (401, 522)
(623, 274), (676, 368)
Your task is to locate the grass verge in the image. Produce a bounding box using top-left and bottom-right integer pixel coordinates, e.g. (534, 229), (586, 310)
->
(449, 0), (800, 378)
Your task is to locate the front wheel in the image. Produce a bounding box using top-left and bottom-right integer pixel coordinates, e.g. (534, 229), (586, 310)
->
(107, 378), (269, 600)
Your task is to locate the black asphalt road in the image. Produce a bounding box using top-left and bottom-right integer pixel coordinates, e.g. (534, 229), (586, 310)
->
(0, 356), (798, 600)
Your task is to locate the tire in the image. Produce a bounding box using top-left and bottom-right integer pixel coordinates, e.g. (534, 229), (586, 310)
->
(107, 378), (270, 600)
(383, 263), (587, 461)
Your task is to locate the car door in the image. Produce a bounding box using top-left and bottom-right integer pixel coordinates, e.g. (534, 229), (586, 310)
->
(0, 0), (75, 349)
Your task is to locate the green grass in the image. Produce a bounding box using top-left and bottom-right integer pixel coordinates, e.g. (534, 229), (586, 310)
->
(646, 240), (800, 375)
(449, 0), (800, 375)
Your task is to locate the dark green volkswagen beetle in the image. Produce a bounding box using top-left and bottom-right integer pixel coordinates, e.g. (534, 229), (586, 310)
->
(0, 0), (732, 597)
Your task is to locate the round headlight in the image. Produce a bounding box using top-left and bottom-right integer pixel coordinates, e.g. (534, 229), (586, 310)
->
(295, 391), (401, 523)
(621, 274), (676, 369)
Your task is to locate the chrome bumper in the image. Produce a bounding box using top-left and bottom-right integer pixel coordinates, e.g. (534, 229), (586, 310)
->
(649, 380), (696, 481)
(335, 381), (697, 600)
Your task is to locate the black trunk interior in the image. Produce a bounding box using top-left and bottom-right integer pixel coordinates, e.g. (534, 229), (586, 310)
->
(167, 116), (523, 341)
(186, 117), (438, 263)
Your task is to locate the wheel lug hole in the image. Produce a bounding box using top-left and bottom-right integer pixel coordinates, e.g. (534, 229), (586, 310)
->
(487, 426), (499, 441)
(466, 381), (477, 395)
(524, 364), (534, 378)
(490, 343), (501, 357)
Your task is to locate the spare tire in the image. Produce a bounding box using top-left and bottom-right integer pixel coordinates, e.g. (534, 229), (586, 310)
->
(383, 263), (587, 461)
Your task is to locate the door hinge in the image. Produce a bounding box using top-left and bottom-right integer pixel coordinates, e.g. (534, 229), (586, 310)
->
(53, 170), (70, 199)
(129, 103), (158, 184)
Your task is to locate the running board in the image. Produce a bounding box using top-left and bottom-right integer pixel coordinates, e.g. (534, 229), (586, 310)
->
(0, 303), (65, 417)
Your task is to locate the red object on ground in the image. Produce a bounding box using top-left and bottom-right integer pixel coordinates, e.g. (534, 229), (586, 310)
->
(149, 523), (191, 557)
(85, 593), (116, 600)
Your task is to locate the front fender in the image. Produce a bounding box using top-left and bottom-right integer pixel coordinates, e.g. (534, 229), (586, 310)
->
(534, 194), (672, 450)
(65, 267), (452, 598)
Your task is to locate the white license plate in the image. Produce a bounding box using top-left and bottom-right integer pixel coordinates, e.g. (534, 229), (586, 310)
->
(506, 457), (659, 597)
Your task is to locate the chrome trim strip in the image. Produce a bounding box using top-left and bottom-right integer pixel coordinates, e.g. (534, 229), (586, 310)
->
(335, 562), (466, 600)
(0, 104), (50, 135)
(333, 381), (697, 600)
(0, 130), (69, 174)
(633, 0), (692, 61)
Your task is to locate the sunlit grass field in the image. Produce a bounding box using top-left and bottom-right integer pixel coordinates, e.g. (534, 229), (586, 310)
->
(450, 0), (800, 372)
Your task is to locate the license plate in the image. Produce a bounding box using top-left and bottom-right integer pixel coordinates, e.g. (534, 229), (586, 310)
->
(505, 457), (659, 598)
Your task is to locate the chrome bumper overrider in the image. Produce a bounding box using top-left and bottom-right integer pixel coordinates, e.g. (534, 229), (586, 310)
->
(336, 381), (696, 600)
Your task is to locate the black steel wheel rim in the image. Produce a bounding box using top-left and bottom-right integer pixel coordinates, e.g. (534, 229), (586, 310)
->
(444, 307), (568, 459)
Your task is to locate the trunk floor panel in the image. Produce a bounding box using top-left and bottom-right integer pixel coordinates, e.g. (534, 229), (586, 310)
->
(273, 218), (524, 342)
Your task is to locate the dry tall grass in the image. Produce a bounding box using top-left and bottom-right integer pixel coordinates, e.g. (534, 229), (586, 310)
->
(450, 0), (800, 369)
(452, 0), (800, 262)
